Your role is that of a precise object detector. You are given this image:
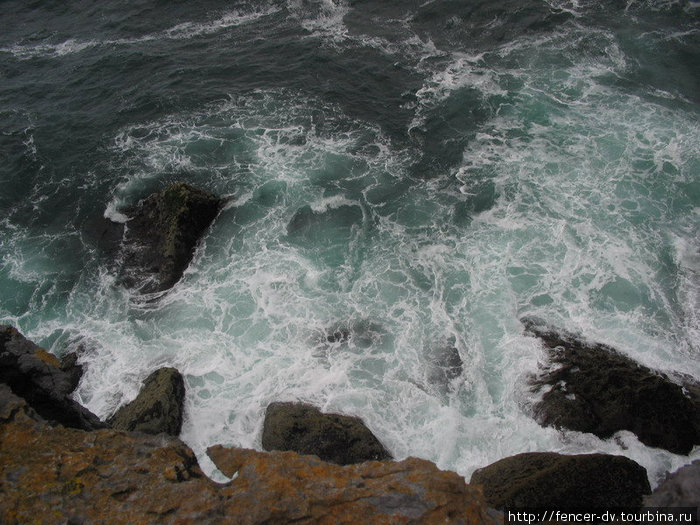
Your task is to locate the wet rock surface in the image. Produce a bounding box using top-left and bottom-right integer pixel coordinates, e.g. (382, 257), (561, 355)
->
(59, 351), (84, 395)
(119, 182), (224, 293)
(0, 325), (105, 431)
(108, 367), (185, 436)
(320, 319), (385, 349)
(523, 317), (700, 455)
(470, 452), (651, 510)
(262, 401), (392, 465)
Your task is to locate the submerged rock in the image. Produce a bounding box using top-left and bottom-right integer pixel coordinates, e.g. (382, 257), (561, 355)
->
(0, 385), (498, 524)
(320, 319), (385, 349)
(523, 317), (700, 455)
(261, 401), (392, 465)
(108, 367), (185, 436)
(0, 325), (105, 431)
(470, 452), (651, 509)
(426, 338), (463, 391)
(119, 182), (224, 293)
(326, 326), (352, 344)
(286, 204), (363, 244)
(645, 460), (700, 518)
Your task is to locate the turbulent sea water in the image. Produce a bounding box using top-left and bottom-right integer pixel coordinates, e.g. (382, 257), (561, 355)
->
(1, 0), (699, 484)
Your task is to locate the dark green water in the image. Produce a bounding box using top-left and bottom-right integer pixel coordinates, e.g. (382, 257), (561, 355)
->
(1, 0), (698, 482)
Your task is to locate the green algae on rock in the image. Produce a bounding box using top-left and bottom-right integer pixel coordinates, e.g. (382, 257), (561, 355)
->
(262, 401), (392, 465)
(119, 182), (225, 294)
(471, 452), (651, 510)
(108, 367), (185, 436)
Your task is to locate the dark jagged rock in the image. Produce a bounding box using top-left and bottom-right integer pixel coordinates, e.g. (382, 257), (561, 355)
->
(60, 351), (83, 394)
(523, 317), (700, 455)
(262, 401), (392, 465)
(120, 182), (224, 293)
(470, 452), (651, 510)
(108, 367), (185, 436)
(645, 460), (700, 518)
(0, 384), (498, 524)
(0, 325), (105, 431)
(0, 383), (42, 424)
(84, 213), (126, 259)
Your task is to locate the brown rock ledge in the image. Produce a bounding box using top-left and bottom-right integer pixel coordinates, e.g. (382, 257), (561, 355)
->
(0, 386), (499, 525)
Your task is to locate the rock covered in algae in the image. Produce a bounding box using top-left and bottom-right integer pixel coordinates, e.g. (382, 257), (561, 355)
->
(108, 367), (185, 436)
(470, 451), (651, 509)
(262, 401), (392, 465)
(120, 182), (224, 293)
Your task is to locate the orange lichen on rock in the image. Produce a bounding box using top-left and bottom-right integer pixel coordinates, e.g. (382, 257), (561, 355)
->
(0, 386), (499, 524)
(34, 348), (61, 367)
(208, 446), (495, 524)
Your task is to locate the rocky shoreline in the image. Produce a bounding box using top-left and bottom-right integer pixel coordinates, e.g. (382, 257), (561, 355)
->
(2, 183), (698, 522)
(523, 317), (700, 456)
(2, 323), (698, 523)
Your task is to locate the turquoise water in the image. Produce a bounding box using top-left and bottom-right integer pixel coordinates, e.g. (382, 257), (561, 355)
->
(1, 0), (698, 484)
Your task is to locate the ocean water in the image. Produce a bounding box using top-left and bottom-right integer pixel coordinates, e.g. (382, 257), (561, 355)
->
(1, 0), (698, 485)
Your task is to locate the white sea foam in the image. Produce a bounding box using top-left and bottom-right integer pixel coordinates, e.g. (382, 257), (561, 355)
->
(287, 0), (351, 42)
(160, 6), (282, 40)
(4, 4), (697, 491)
(103, 201), (128, 224)
(0, 7), (281, 60)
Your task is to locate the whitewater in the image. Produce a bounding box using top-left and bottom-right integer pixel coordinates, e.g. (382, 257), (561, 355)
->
(0, 0), (698, 485)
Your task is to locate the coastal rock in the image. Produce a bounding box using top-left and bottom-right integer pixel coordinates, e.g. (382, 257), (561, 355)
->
(0, 396), (220, 524)
(470, 452), (651, 509)
(523, 317), (700, 455)
(0, 383), (43, 423)
(208, 446), (498, 525)
(108, 367), (185, 436)
(84, 213), (126, 259)
(645, 460), (700, 518)
(0, 390), (498, 525)
(325, 325), (352, 344)
(120, 182), (224, 293)
(261, 401), (392, 465)
(60, 351), (83, 394)
(0, 325), (105, 431)
(320, 319), (385, 349)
